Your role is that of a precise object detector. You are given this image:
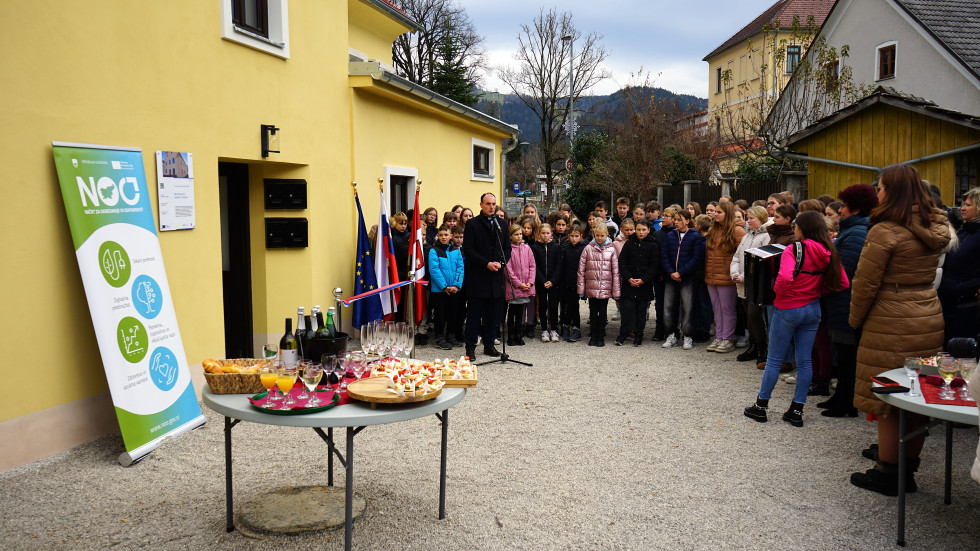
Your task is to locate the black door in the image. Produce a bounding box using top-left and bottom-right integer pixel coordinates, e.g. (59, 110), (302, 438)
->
(218, 162), (253, 359)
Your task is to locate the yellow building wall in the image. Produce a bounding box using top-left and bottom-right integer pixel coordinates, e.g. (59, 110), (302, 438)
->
(706, 29), (801, 120)
(348, 0), (407, 64)
(0, 0), (509, 471)
(793, 104), (980, 201)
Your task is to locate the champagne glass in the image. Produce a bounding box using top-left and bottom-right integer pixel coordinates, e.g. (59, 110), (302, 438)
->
(258, 365), (279, 406)
(903, 357), (923, 398)
(277, 367), (299, 408)
(350, 351), (367, 380)
(403, 323), (415, 359)
(958, 358), (977, 402)
(361, 322), (374, 357)
(937, 356), (958, 400)
(302, 363), (323, 406)
(321, 354), (338, 391)
(375, 321), (389, 359)
(392, 322), (407, 359)
(384, 321), (396, 359)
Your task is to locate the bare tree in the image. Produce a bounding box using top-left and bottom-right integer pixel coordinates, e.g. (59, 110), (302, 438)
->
(498, 8), (610, 189)
(391, 0), (485, 90)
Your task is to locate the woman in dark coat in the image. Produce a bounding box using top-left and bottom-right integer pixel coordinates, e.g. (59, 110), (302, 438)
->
(849, 165), (951, 496)
(939, 187), (980, 342)
(819, 184), (877, 417)
(616, 219), (660, 346)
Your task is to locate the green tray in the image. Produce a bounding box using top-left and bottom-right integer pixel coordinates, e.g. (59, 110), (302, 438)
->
(249, 388), (341, 415)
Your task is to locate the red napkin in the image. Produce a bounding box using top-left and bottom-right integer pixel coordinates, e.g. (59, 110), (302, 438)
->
(923, 374), (965, 388)
(918, 376), (976, 407)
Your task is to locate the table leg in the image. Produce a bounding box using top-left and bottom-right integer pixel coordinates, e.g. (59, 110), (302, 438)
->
(944, 421), (953, 505)
(438, 409), (448, 520)
(328, 427), (334, 487)
(224, 416), (234, 533)
(897, 408), (907, 546)
(345, 426), (354, 551)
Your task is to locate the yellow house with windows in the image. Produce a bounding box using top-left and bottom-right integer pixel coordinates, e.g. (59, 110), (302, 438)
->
(0, 0), (517, 471)
(703, 0), (834, 174)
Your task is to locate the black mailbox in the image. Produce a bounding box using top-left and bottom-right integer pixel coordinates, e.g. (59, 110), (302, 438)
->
(265, 218), (308, 248)
(264, 179), (307, 210)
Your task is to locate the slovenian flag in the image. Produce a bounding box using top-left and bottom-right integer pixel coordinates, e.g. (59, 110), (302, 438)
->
(374, 190), (401, 316)
(352, 192), (383, 329)
(409, 185), (426, 325)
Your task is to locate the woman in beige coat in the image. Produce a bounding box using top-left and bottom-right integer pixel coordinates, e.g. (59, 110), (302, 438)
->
(849, 164), (951, 496)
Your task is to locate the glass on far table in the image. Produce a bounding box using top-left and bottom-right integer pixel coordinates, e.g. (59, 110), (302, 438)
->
(937, 356), (958, 401)
(296, 359), (313, 400)
(957, 358), (977, 402)
(277, 367), (299, 408)
(903, 357), (923, 398)
(302, 362), (323, 406)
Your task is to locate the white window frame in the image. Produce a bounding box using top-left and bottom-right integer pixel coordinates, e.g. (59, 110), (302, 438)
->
(875, 41), (897, 81)
(219, 0), (290, 59)
(715, 67), (722, 94)
(471, 138), (495, 182)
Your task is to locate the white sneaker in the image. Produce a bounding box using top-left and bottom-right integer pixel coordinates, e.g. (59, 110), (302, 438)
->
(662, 334), (678, 348)
(785, 374), (797, 384)
(682, 336), (694, 350)
(541, 331), (550, 343)
(780, 370), (795, 381)
(706, 339), (721, 352)
(735, 335), (748, 348)
(611, 312), (621, 321)
(494, 338), (501, 346)
(715, 339), (735, 353)
(549, 330), (560, 342)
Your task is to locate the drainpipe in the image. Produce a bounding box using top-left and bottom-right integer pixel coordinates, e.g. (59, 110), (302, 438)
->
(501, 137), (519, 208)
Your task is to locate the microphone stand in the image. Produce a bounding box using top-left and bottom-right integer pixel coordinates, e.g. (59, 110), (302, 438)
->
(478, 216), (532, 367)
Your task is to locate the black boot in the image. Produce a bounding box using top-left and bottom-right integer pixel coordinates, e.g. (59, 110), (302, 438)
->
(568, 327), (582, 342)
(743, 398), (769, 423)
(821, 402), (857, 417)
(465, 347), (477, 361)
(524, 324), (535, 339)
(850, 458), (919, 496)
(782, 401), (805, 427)
(560, 325), (570, 341)
(808, 378), (831, 396)
(816, 394), (838, 409)
(736, 343), (758, 362)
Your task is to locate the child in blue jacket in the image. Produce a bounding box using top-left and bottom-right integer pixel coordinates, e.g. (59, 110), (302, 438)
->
(660, 209), (705, 350)
(428, 225), (465, 350)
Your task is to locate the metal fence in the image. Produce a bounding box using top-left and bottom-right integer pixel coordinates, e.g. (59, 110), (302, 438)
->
(690, 182), (724, 208)
(731, 179), (785, 205)
(659, 185), (685, 209)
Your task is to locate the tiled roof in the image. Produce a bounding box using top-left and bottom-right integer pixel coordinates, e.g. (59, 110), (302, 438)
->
(703, 0), (835, 61)
(896, 0), (980, 79)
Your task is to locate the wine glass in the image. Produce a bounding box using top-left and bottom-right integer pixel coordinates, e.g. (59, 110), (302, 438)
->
(375, 321), (389, 359)
(265, 360), (284, 404)
(262, 343), (279, 360)
(258, 364), (279, 406)
(348, 350), (366, 385)
(392, 322), (407, 359)
(302, 362), (323, 406)
(957, 358), (976, 402)
(937, 356), (958, 401)
(277, 366), (299, 408)
(296, 359), (312, 400)
(903, 358), (923, 398)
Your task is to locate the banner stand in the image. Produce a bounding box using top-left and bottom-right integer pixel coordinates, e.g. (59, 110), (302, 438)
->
(119, 414), (206, 466)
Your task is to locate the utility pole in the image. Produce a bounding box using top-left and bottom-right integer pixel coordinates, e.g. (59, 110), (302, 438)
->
(562, 33), (574, 210)
(520, 141), (530, 208)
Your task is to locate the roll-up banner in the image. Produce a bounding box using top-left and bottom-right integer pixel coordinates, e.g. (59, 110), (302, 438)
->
(52, 142), (206, 466)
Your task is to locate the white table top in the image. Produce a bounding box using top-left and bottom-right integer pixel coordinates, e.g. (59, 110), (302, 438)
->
(875, 368), (979, 426)
(202, 386), (466, 428)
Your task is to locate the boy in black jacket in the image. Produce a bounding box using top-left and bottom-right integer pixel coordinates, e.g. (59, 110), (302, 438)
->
(617, 219), (660, 346)
(558, 225), (587, 341)
(530, 223), (563, 342)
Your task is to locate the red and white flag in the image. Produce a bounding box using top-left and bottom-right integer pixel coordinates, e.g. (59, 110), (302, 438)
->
(409, 186), (426, 325)
(374, 191), (401, 316)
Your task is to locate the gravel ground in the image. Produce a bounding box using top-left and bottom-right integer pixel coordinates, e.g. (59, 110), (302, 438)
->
(2, 310), (979, 550)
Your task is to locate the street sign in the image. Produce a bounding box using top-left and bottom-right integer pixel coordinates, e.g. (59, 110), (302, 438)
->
(565, 159), (574, 171)
(512, 182), (520, 194)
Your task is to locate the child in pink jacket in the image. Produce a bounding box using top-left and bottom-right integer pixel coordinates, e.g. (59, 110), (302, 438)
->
(506, 224), (536, 346)
(577, 223), (621, 347)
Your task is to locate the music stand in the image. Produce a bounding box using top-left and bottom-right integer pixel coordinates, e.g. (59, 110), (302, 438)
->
(478, 216), (532, 367)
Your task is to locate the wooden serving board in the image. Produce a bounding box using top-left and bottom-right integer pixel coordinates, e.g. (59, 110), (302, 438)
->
(346, 376), (442, 408)
(440, 366), (478, 388)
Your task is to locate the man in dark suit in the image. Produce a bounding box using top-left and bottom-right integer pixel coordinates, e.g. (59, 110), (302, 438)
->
(462, 192), (510, 359)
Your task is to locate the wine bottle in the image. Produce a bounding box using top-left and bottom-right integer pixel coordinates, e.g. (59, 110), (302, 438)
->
(311, 305), (320, 332)
(304, 315), (315, 341)
(315, 311), (330, 339)
(325, 307), (338, 338)
(280, 317), (299, 366)
(295, 307), (306, 359)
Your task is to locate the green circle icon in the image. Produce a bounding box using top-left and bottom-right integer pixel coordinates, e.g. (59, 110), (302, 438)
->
(98, 241), (131, 288)
(117, 316), (148, 363)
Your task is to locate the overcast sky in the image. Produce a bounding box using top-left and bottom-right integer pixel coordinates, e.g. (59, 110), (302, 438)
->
(457, 0), (779, 98)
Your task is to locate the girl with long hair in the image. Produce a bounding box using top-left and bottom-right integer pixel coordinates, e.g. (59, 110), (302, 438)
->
(703, 201), (746, 353)
(849, 164), (951, 495)
(744, 210), (848, 427)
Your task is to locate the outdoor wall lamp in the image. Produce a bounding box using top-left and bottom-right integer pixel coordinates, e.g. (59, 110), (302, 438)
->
(261, 124), (280, 158)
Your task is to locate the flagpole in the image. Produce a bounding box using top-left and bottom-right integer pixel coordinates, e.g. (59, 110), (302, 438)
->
(407, 178), (421, 359)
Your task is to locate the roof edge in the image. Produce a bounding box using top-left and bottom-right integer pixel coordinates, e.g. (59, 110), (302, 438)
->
(349, 61), (520, 138)
(358, 0), (422, 33)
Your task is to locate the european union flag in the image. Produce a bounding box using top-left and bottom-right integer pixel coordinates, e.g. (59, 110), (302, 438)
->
(352, 194), (383, 329)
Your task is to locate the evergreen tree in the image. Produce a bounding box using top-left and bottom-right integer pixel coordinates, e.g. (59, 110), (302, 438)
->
(429, 21), (478, 106)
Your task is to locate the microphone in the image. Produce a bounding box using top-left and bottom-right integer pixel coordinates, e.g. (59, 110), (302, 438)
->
(490, 215), (499, 232)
